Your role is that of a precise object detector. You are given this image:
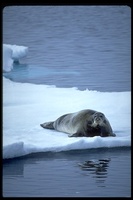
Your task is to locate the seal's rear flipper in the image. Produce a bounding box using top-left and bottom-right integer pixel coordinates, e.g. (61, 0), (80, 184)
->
(40, 122), (54, 129)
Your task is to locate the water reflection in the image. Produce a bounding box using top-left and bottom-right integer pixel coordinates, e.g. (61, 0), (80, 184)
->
(78, 158), (111, 187)
(3, 159), (24, 177)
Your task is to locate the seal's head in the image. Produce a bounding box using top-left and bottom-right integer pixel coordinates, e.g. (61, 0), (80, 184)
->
(92, 112), (105, 127)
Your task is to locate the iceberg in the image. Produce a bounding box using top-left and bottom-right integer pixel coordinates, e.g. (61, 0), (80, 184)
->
(3, 44), (28, 72)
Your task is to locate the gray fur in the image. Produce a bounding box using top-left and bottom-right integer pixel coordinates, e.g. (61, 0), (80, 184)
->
(40, 109), (116, 137)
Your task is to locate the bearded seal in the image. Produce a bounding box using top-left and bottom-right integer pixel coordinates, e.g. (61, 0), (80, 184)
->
(40, 109), (116, 137)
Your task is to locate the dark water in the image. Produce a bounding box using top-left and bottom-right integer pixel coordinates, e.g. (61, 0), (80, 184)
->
(3, 148), (131, 197)
(3, 6), (131, 197)
(3, 6), (131, 92)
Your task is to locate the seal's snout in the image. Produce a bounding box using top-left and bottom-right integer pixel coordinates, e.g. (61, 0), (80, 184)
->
(94, 117), (102, 125)
(95, 117), (100, 121)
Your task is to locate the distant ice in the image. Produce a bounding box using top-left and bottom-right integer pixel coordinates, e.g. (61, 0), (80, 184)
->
(3, 44), (28, 72)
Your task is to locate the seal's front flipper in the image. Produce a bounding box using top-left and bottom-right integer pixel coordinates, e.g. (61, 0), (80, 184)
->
(110, 132), (116, 137)
(40, 122), (54, 129)
(68, 133), (76, 137)
(68, 132), (83, 137)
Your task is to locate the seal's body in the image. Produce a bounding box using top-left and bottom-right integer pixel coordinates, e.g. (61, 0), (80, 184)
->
(40, 109), (116, 137)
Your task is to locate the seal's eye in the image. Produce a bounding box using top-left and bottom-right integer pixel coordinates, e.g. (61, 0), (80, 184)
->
(99, 114), (103, 118)
(88, 121), (92, 126)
